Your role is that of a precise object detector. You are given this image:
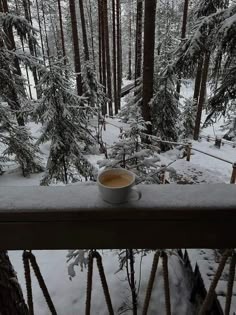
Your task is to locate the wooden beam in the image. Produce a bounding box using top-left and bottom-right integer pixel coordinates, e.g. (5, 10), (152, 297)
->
(0, 185), (236, 249)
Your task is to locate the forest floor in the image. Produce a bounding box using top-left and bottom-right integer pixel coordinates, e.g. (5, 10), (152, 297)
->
(1, 82), (236, 314)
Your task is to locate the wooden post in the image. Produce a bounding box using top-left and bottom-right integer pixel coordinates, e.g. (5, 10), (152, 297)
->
(215, 137), (222, 149)
(230, 163), (236, 184)
(186, 143), (192, 162)
(103, 119), (106, 131)
(160, 164), (166, 184)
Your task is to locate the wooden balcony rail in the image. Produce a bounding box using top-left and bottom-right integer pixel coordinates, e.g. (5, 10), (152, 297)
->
(0, 184), (236, 250)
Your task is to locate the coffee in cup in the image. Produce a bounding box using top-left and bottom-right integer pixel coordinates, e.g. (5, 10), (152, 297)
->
(97, 168), (141, 204)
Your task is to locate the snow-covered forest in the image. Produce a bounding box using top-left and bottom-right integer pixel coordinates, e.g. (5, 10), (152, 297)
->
(1, 0), (236, 313)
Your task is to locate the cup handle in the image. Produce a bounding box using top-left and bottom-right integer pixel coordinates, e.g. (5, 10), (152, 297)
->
(128, 187), (142, 202)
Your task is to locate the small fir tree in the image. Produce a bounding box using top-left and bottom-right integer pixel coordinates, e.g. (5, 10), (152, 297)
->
(98, 108), (163, 184)
(151, 65), (179, 151)
(180, 97), (196, 139)
(35, 59), (96, 185)
(119, 81), (143, 123)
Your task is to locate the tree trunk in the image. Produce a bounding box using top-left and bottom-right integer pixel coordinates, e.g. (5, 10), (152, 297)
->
(35, 0), (46, 65)
(112, 0), (118, 114)
(79, 0), (89, 61)
(98, 0), (103, 84)
(128, 249), (137, 315)
(176, 0), (189, 98)
(0, 251), (29, 315)
(101, 0), (107, 92)
(193, 53), (210, 140)
(22, 0), (39, 96)
(193, 56), (203, 103)
(127, 0), (132, 81)
(103, 0), (113, 116)
(87, 0), (95, 65)
(41, 0), (50, 61)
(116, 0), (121, 109)
(135, 0), (143, 84)
(57, 0), (67, 63)
(142, 0), (156, 135)
(2, 0), (22, 78)
(69, 0), (82, 95)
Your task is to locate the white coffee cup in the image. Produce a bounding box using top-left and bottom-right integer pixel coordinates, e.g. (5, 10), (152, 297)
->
(97, 168), (142, 204)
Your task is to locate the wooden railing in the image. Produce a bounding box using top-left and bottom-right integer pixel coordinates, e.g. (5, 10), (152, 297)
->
(0, 184), (236, 250)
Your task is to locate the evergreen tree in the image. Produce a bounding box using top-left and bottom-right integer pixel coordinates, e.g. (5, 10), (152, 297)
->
(0, 100), (41, 176)
(35, 59), (96, 185)
(119, 81), (142, 123)
(180, 97), (196, 139)
(151, 65), (179, 151)
(0, 13), (42, 176)
(98, 108), (162, 184)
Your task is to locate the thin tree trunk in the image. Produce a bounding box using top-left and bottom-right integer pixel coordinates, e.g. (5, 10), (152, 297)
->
(129, 249), (138, 315)
(135, 0), (143, 85)
(69, 0), (82, 95)
(35, 0), (46, 65)
(79, 0), (90, 61)
(116, 0), (121, 109)
(101, 0), (106, 90)
(57, 0), (66, 63)
(142, 0), (156, 135)
(112, 0), (118, 114)
(193, 52), (210, 140)
(176, 0), (189, 97)
(41, 1), (50, 64)
(98, 0), (103, 83)
(49, 7), (60, 58)
(103, 0), (113, 116)
(193, 56), (203, 103)
(128, 0), (132, 80)
(0, 251), (29, 315)
(22, 0), (39, 96)
(21, 39), (33, 99)
(87, 0), (95, 65)
(2, 0), (22, 77)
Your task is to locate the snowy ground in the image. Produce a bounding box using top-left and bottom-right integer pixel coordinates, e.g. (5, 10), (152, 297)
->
(2, 81), (236, 314)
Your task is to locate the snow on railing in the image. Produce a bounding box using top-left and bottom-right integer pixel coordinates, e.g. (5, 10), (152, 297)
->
(0, 184), (236, 250)
(1, 184), (236, 315)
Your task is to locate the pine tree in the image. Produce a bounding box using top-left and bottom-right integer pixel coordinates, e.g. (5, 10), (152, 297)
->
(151, 65), (179, 151)
(35, 60), (96, 185)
